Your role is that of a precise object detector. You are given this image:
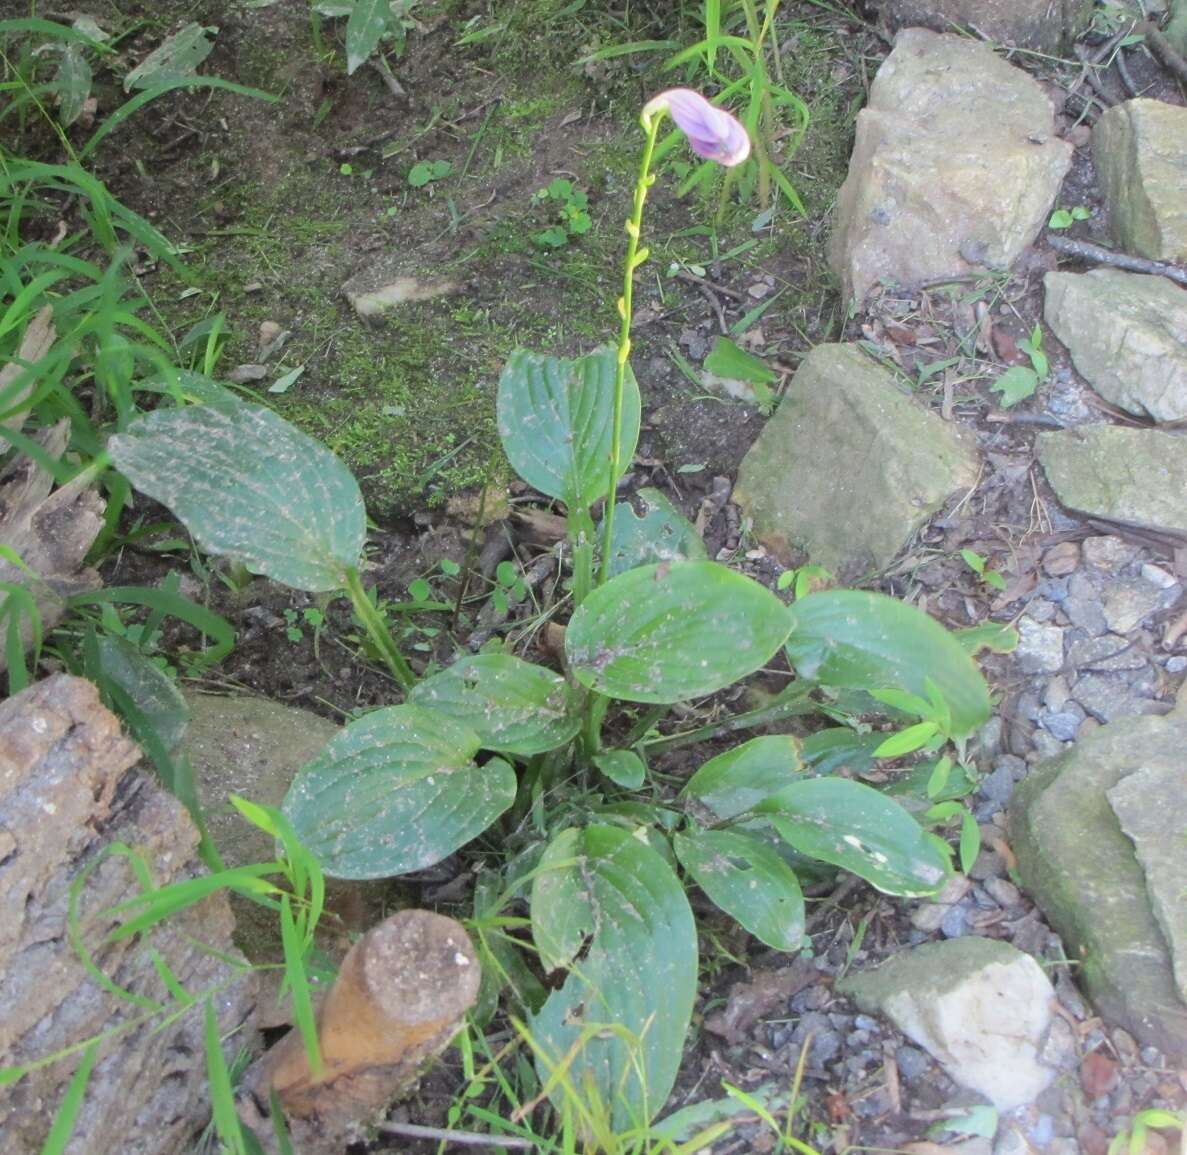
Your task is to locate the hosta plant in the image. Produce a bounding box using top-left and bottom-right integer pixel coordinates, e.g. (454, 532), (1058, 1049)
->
(107, 89), (992, 1129)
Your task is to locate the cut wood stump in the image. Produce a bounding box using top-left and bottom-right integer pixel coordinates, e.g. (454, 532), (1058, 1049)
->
(0, 675), (257, 1154)
(238, 908), (481, 1153)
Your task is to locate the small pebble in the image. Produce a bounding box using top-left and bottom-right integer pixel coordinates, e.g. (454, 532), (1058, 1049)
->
(1016, 618), (1065, 674)
(1040, 708), (1083, 742)
(895, 1044), (930, 1082)
(985, 876), (1022, 908)
(940, 901), (969, 938)
(1082, 535), (1138, 572)
(1028, 1115), (1056, 1147)
(1043, 675), (1071, 711)
(1167, 655), (1187, 673)
(1043, 541), (1081, 576)
(1142, 563), (1177, 590)
(854, 1014), (879, 1031)
(978, 763), (1015, 807)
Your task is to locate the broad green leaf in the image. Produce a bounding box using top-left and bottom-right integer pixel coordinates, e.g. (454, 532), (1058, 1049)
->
(408, 654), (582, 756)
(873, 720), (940, 758)
(607, 487), (707, 577)
(137, 369), (244, 413)
(345, 0), (394, 73)
(593, 749), (645, 789)
(702, 336), (778, 387)
(785, 590), (991, 738)
(283, 705), (516, 879)
(92, 633), (188, 751)
(990, 365), (1038, 408)
(800, 728), (884, 775)
(680, 735), (803, 819)
(955, 622), (1019, 656)
(54, 44), (92, 126)
(109, 402), (365, 592)
(759, 778), (951, 896)
(701, 336), (777, 408)
(566, 561), (793, 704)
(124, 23), (214, 91)
(531, 825), (697, 1127)
(496, 346), (640, 512)
(674, 828), (804, 952)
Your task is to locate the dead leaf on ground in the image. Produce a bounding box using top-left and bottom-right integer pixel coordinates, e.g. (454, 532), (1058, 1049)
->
(702, 959), (819, 1045)
(0, 306), (55, 432)
(1080, 1049), (1120, 1097)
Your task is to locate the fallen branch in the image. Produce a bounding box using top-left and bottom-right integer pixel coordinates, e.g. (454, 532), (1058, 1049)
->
(1046, 234), (1187, 288)
(377, 1121), (537, 1149)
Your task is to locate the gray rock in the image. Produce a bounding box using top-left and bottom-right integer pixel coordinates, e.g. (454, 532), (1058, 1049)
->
(1063, 572), (1109, 636)
(940, 902), (970, 938)
(1142, 563), (1179, 590)
(1082, 535), (1140, 573)
(1009, 686), (1187, 1058)
(733, 344), (978, 575)
(1068, 633), (1147, 672)
(1108, 765), (1187, 1003)
(185, 692), (339, 869)
(1043, 269), (1187, 422)
(830, 29), (1071, 301)
(895, 1043), (931, 1082)
(1168, 656), (1187, 674)
(1103, 578), (1166, 634)
(1093, 99), (1187, 263)
(873, 0), (1092, 51)
(1073, 672), (1154, 723)
(1016, 617), (1065, 674)
(978, 764), (1016, 807)
(1037, 426), (1187, 537)
(1040, 709), (1083, 742)
(840, 937), (1058, 1109)
(1044, 676), (1071, 711)
(1031, 729), (1068, 760)
(911, 874), (973, 932)
(1038, 1014), (1079, 1072)
(984, 877), (1023, 909)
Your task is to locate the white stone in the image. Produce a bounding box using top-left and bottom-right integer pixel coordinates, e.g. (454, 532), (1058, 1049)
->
(842, 938), (1058, 1109)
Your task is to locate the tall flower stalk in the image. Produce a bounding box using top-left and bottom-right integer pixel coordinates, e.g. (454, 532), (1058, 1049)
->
(597, 90), (750, 587)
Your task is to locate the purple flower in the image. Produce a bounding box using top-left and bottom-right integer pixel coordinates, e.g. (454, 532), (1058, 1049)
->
(643, 88), (750, 167)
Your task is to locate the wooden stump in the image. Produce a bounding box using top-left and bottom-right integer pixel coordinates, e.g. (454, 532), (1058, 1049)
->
(238, 909), (481, 1153)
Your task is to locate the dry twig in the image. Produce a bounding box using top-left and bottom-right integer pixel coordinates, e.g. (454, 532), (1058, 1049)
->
(1047, 234), (1187, 288)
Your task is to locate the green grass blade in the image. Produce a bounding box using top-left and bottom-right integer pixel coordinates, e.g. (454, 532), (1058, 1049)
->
(38, 1042), (98, 1155)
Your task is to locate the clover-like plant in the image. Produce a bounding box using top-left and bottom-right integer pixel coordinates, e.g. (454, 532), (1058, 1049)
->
(107, 89), (992, 1129)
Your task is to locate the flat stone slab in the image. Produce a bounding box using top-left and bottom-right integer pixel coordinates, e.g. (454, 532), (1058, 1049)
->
(1093, 99), (1187, 263)
(840, 937), (1057, 1109)
(1009, 687), (1187, 1059)
(831, 28), (1071, 302)
(1037, 425), (1187, 536)
(1109, 764), (1187, 1005)
(1044, 269), (1187, 423)
(733, 343), (978, 577)
(873, 0), (1093, 52)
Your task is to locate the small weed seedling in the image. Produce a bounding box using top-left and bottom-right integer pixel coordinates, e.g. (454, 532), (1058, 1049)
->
(407, 158), (452, 188)
(991, 323), (1049, 409)
(531, 178), (593, 248)
(1048, 205), (1091, 230)
(960, 549), (1007, 593)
